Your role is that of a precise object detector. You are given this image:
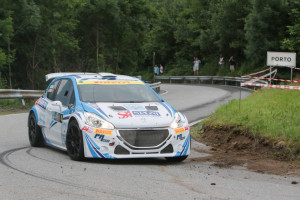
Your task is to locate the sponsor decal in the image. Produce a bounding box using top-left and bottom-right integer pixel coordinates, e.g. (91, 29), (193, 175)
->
(52, 111), (63, 123)
(78, 81), (144, 85)
(177, 134), (186, 140)
(184, 126), (189, 131)
(82, 126), (95, 133)
(37, 99), (48, 110)
(132, 111), (160, 117)
(174, 127), (185, 134)
(117, 111), (132, 119)
(94, 134), (110, 142)
(94, 129), (113, 135)
(35, 98), (41, 106)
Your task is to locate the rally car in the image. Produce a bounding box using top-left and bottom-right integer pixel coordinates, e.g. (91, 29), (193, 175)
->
(28, 73), (190, 161)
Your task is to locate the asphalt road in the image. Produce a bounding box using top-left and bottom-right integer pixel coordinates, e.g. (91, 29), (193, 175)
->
(0, 84), (299, 200)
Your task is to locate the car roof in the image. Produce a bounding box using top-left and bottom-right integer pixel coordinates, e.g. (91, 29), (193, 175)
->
(46, 72), (141, 83)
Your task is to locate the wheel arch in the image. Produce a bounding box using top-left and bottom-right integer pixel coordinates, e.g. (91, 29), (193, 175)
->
(28, 107), (38, 127)
(67, 116), (78, 128)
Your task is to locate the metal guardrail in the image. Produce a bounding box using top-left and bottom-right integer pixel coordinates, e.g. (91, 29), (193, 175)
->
(155, 76), (251, 86)
(0, 89), (44, 99)
(0, 82), (161, 100)
(149, 82), (161, 93)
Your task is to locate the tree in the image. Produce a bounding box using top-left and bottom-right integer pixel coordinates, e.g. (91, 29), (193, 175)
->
(36, 0), (82, 73)
(13, 0), (42, 89)
(0, 7), (14, 88)
(244, 0), (289, 68)
(282, 0), (300, 59)
(77, 0), (120, 72)
(210, 0), (250, 60)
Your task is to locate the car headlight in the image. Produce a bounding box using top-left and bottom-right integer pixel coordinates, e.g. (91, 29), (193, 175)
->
(84, 112), (114, 129)
(170, 112), (186, 129)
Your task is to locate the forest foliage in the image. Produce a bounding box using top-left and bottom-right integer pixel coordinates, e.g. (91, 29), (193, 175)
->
(0, 0), (300, 89)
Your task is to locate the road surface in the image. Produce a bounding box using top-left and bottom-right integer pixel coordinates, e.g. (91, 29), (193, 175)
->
(0, 84), (299, 200)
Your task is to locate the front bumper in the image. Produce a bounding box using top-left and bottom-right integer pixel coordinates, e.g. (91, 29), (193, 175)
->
(82, 125), (190, 159)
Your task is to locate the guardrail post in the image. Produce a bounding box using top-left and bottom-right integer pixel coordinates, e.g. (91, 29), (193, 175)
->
(21, 99), (25, 106)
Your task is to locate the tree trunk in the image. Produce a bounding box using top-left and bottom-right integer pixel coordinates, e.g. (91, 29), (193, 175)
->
(96, 24), (99, 72)
(8, 42), (12, 89)
(28, 33), (39, 89)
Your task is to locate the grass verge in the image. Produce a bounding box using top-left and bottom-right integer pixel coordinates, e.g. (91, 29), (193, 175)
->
(192, 88), (300, 160)
(0, 99), (35, 115)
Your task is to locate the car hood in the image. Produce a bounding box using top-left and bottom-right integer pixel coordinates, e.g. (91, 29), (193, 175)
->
(81, 102), (175, 128)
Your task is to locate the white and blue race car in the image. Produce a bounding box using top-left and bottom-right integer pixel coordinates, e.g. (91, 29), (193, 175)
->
(28, 73), (190, 161)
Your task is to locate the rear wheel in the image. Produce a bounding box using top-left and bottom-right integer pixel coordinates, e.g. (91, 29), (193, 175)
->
(66, 120), (84, 161)
(28, 113), (44, 147)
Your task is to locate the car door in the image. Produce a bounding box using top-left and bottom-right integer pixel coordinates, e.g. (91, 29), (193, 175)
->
(44, 79), (61, 145)
(45, 78), (75, 147)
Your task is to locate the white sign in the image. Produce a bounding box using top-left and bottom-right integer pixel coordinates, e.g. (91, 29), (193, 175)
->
(267, 51), (296, 67)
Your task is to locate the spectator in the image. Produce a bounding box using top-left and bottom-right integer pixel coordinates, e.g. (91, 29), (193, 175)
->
(229, 56), (236, 72)
(218, 54), (224, 67)
(193, 57), (201, 75)
(159, 64), (164, 74)
(154, 64), (159, 75)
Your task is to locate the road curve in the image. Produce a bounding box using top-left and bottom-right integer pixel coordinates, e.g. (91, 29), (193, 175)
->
(0, 84), (299, 200)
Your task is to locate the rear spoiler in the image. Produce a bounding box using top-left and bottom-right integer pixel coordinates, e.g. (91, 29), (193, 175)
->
(45, 72), (120, 81)
(45, 72), (97, 81)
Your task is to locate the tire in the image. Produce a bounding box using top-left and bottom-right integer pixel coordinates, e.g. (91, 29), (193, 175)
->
(165, 155), (188, 162)
(66, 120), (84, 161)
(28, 113), (44, 147)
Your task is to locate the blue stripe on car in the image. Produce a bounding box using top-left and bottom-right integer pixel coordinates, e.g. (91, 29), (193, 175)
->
(85, 133), (105, 158)
(75, 112), (82, 119)
(30, 107), (38, 124)
(180, 135), (190, 156)
(85, 134), (100, 158)
(50, 122), (57, 128)
(182, 135), (190, 156)
(91, 103), (109, 118)
(160, 102), (173, 117)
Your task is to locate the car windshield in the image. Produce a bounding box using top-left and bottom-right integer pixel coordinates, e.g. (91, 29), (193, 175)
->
(78, 83), (161, 103)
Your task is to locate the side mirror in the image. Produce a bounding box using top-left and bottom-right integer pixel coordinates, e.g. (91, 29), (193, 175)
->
(51, 101), (63, 112)
(68, 104), (75, 109)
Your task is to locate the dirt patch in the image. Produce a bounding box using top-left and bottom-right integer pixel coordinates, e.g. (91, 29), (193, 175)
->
(192, 125), (300, 176)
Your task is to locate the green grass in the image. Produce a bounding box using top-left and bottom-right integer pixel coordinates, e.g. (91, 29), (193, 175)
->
(203, 88), (300, 153)
(0, 99), (35, 115)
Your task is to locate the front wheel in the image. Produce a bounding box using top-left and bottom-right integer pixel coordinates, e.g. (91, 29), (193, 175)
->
(28, 113), (44, 147)
(66, 120), (84, 161)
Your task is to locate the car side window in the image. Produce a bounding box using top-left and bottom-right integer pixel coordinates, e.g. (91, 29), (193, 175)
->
(69, 90), (75, 105)
(55, 79), (74, 107)
(46, 80), (60, 101)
